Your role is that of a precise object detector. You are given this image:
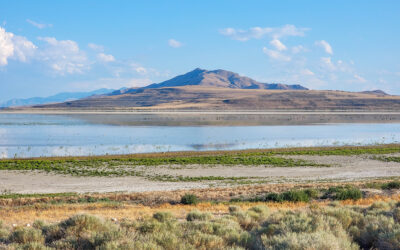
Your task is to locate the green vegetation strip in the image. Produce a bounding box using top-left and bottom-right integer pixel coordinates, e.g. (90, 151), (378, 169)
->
(373, 156), (400, 163)
(232, 185), (363, 203)
(274, 145), (400, 156)
(0, 155), (323, 177)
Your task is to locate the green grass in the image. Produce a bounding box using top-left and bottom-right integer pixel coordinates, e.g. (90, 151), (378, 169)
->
(325, 186), (363, 200)
(148, 174), (259, 182)
(274, 145), (400, 156)
(239, 186), (362, 203)
(0, 192), (78, 199)
(250, 189), (316, 203)
(373, 156), (400, 163)
(0, 155), (323, 177)
(365, 180), (400, 190)
(180, 194), (199, 205)
(0, 144), (398, 179)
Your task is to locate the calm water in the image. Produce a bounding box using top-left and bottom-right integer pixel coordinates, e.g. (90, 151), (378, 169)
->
(0, 114), (400, 158)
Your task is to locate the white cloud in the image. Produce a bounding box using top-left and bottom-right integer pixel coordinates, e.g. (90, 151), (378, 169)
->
(69, 77), (152, 91)
(26, 19), (52, 29)
(97, 53), (115, 62)
(300, 69), (315, 76)
(88, 43), (104, 51)
(168, 39), (182, 48)
(291, 45), (307, 54)
(220, 24), (309, 41)
(38, 37), (88, 75)
(353, 74), (367, 83)
(135, 67), (147, 74)
(262, 47), (291, 61)
(320, 57), (336, 71)
(270, 39), (287, 51)
(126, 78), (152, 87)
(0, 27), (36, 66)
(315, 40), (333, 55)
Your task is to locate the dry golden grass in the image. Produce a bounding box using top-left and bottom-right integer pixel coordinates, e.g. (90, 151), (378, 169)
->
(1, 194), (399, 227)
(0, 178), (398, 207)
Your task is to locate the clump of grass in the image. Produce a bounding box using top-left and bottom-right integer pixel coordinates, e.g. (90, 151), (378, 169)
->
(252, 189), (316, 203)
(326, 186), (363, 200)
(186, 210), (212, 221)
(374, 156), (400, 163)
(8, 227), (44, 244)
(153, 212), (174, 223)
(382, 181), (400, 190)
(180, 193), (199, 205)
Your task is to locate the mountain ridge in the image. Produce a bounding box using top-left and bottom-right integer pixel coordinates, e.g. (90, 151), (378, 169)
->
(0, 88), (115, 108)
(110, 68), (307, 95)
(4, 68), (398, 111)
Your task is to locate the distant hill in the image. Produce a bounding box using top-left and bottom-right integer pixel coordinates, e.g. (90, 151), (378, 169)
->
(361, 90), (388, 96)
(0, 88), (114, 107)
(11, 68), (400, 111)
(110, 68), (307, 95)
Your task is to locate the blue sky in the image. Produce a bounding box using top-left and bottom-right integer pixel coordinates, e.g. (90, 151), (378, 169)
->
(0, 0), (399, 102)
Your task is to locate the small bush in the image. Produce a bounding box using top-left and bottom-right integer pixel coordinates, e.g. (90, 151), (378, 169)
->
(186, 210), (212, 221)
(181, 193), (199, 205)
(153, 212), (174, 223)
(264, 193), (283, 202)
(281, 190), (310, 202)
(304, 188), (319, 199)
(228, 206), (241, 213)
(9, 228), (44, 244)
(328, 186), (363, 200)
(382, 181), (400, 190)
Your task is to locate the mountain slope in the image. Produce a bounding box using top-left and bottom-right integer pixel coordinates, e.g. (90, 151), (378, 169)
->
(0, 88), (114, 107)
(110, 68), (307, 95)
(18, 68), (400, 111)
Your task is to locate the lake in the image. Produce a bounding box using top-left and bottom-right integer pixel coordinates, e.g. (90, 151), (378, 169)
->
(0, 113), (400, 158)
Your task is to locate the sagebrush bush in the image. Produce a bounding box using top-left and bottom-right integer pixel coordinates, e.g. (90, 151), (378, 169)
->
(180, 193), (199, 205)
(9, 227), (44, 244)
(186, 210), (212, 221)
(328, 186), (363, 200)
(153, 211), (174, 223)
(3, 201), (400, 249)
(382, 181), (400, 190)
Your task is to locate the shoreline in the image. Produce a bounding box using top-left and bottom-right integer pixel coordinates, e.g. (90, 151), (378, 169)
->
(2, 109), (400, 115)
(2, 143), (399, 161)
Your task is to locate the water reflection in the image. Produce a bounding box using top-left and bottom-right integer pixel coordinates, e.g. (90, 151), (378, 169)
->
(0, 114), (399, 158)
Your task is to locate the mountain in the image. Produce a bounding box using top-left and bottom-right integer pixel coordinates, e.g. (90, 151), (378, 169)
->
(361, 90), (388, 96)
(0, 88), (114, 107)
(13, 68), (400, 111)
(110, 68), (307, 95)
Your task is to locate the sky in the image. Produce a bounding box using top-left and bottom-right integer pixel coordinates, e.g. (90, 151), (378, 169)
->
(0, 0), (400, 102)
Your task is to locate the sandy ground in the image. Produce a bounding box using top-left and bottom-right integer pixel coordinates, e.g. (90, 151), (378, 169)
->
(1, 154), (400, 194)
(0, 171), (209, 194)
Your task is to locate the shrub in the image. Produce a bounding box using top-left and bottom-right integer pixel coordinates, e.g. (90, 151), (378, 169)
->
(186, 210), (212, 221)
(264, 192), (283, 202)
(262, 231), (357, 250)
(304, 188), (319, 199)
(328, 186), (363, 200)
(181, 193), (199, 205)
(17, 242), (48, 250)
(382, 181), (400, 190)
(228, 206), (241, 213)
(281, 190), (310, 202)
(9, 228), (44, 244)
(153, 212), (174, 223)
